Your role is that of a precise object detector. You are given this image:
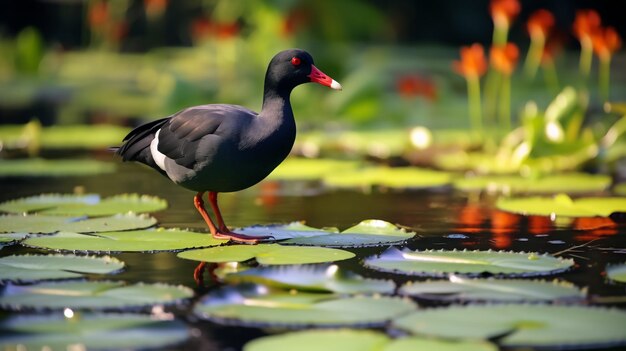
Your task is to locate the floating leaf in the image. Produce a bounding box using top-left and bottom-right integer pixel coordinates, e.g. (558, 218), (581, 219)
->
(224, 264), (395, 294)
(398, 278), (585, 303)
(323, 167), (453, 189)
(383, 337), (498, 351)
(178, 244), (355, 265)
(364, 247), (573, 277)
(393, 305), (626, 349)
(0, 254), (125, 283)
(0, 158), (115, 177)
(268, 158), (362, 181)
(40, 124), (131, 149)
(244, 329), (389, 351)
(23, 228), (225, 253)
(606, 263), (626, 283)
(194, 284), (416, 327)
(239, 219), (415, 248)
(0, 213), (156, 234)
(0, 281), (193, 311)
(0, 193), (167, 216)
(0, 314), (188, 350)
(0, 233), (28, 246)
(454, 173), (611, 194)
(497, 194), (626, 217)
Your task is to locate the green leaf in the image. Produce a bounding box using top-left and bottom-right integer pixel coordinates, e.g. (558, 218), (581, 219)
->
(0, 193), (167, 216)
(606, 263), (626, 283)
(224, 264), (395, 294)
(195, 284), (416, 327)
(454, 173), (611, 194)
(178, 244), (355, 265)
(40, 124), (130, 149)
(23, 228), (225, 253)
(393, 305), (626, 349)
(0, 314), (189, 350)
(323, 167), (453, 189)
(0, 233), (28, 246)
(244, 329), (390, 351)
(0, 158), (115, 177)
(0, 254), (124, 283)
(399, 278), (585, 303)
(384, 337), (498, 351)
(364, 247), (574, 277)
(239, 222), (335, 240)
(0, 281), (194, 311)
(0, 214), (157, 234)
(497, 195), (626, 217)
(267, 158), (362, 181)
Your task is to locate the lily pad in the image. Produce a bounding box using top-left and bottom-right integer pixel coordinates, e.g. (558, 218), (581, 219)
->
(383, 337), (498, 351)
(0, 280), (194, 311)
(0, 314), (189, 350)
(606, 263), (626, 283)
(0, 193), (167, 216)
(323, 166), (453, 190)
(454, 173), (611, 194)
(244, 329), (390, 351)
(0, 158), (115, 177)
(0, 233), (28, 246)
(398, 277), (585, 303)
(0, 254), (125, 283)
(497, 194), (626, 217)
(224, 264), (395, 294)
(363, 247), (574, 277)
(23, 228), (225, 253)
(239, 219), (415, 248)
(178, 243), (354, 265)
(393, 305), (626, 349)
(267, 158), (362, 181)
(0, 213), (157, 234)
(194, 284), (416, 327)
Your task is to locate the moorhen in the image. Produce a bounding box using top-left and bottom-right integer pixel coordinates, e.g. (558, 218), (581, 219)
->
(115, 49), (341, 243)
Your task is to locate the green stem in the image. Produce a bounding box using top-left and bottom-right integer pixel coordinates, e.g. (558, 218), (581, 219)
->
(484, 70), (501, 123)
(579, 38), (593, 80)
(524, 35), (544, 80)
(600, 55), (611, 103)
(498, 74), (511, 131)
(467, 75), (483, 134)
(542, 58), (560, 94)
(492, 23), (509, 46)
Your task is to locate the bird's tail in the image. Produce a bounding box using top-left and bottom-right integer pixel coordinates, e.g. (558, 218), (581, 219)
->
(114, 118), (169, 172)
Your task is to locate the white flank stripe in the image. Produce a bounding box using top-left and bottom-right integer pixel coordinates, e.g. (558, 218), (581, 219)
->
(150, 129), (167, 171)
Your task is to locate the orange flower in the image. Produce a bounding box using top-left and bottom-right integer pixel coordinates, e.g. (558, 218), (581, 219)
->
(453, 44), (488, 79)
(88, 0), (109, 29)
(592, 26), (622, 60)
(572, 9), (601, 41)
(490, 0), (520, 28)
(490, 43), (519, 74)
(527, 9), (555, 38)
(144, 0), (167, 18)
(541, 35), (564, 64)
(396, 74), (438, 101)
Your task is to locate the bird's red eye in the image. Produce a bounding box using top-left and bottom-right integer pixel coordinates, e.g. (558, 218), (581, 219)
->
(291, 57), (301, 66)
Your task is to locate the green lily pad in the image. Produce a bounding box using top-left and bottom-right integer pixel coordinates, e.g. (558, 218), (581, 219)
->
(0, 213), (157, 234)
(0, 314), (189, 350)
(0, 158), (115, 177)
(267, 157), (362, 181)
(606, 263), (626, 283)
(364, 247), (574, 277)
(0, 193), (167, 216)
(393, 305), (626, 349)
(239, 219), (415, 248)
(178, 244), (355, 265)
(0, 233), (28, 246)
(0, 280), (194, 311)
(323, 166), (453, 189)
(194, 284), (416, 327)
(399, 278), (585, 303)
(0, 254), (125, 283)
(383, 337), (498, 351)
(23, 228), (225, 253)
(40, 124), (131, 149)
(454, 173), (611, 194)
(496, 194), (626, 217)
(224, 264), (395, 294)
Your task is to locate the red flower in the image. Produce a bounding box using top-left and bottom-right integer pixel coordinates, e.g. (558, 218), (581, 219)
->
(592, 26), (622, 60)
(453, 44), (488, 79)
(396, 75), (437, 101)
(572, 9), (601, 41)
(490, 0), (520, 28)
(527, 9), (555, 38)
(88, 1), (109, 29)
(490, 43), (519, 75)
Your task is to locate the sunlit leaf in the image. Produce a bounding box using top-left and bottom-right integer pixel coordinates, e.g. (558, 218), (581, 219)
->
(454, 173), (611, 194)
(224, 264), (395, 294)
(383, 337), (497, 351)
(0, 254), (124, 283)
(194, 284), (416, 327)
(0, 193), (167, 216)
(23, 228), (225, 253)
(398, 278), (585, 303)
(0, 158), (115, 177)
(0, 314), (189, 350)
(40, 124), (130, 149)
(0, 233), (28, 246)
(0, 281), (194, 311)
(244, 329), (389, 351)
(267, 158), (362, 181)
(364, 247), (573, 277)
(0, 214), (156, 234)
(323, 167), (453, 189)
(606, 263), (626, 283)
(239, 222), (335, 240)
(393, 305), (626, 349)
(497, 194), (626, 217)
(178, 244), (355, 265)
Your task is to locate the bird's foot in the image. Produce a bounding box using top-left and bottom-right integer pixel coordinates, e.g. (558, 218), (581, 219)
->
(212, 230), (272, 244)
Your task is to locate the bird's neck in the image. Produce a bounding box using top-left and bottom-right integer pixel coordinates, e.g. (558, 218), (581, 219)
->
(260, 87), (294, 123)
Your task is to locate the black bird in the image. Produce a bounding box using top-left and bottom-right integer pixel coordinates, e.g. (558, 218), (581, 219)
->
(115, 49), (341, 243)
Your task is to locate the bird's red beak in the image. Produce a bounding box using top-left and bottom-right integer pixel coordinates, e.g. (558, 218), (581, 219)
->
(308, 65), (342, 90)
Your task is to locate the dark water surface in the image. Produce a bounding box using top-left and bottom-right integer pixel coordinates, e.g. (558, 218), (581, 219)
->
(1, 158), (625, 350)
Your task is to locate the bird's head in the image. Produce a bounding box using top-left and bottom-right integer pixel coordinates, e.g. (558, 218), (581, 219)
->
(265, 49), (342, 93)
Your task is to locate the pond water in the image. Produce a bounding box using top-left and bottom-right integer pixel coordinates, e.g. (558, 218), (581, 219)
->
(1, 155), (625, 351)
